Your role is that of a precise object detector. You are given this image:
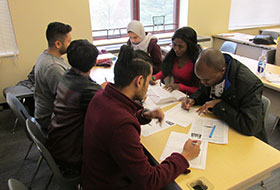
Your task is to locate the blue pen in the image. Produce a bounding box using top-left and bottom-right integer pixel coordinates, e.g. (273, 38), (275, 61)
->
(209, 125), (216, 138)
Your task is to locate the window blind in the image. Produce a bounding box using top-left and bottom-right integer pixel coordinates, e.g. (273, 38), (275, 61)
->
(0, 0), (18, 57)
(228, 0), (280, 30)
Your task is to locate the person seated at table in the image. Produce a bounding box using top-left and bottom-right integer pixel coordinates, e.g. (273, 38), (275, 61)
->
(82, 45), (201, 190)
(151, 27), (201, 95)
(182, 48), (268, 142)
(127, 20), (162, 74)
(48, 39), (104, 174)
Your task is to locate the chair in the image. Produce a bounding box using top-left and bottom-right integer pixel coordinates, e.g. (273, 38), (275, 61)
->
(261, 31), (279, 40)
(262, 95), (271, 129)
(6, 92), (33, 159)
(152, 16), (165, 33)
(220, 41), (238, 54)
(26, 118), (81, 189)
(8, 179), (28, 190)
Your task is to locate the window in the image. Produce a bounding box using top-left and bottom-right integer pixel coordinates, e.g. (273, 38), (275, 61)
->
(228, 0), (280, 30)
(0, 0), (18, 57)
(89, 0), (180, 40)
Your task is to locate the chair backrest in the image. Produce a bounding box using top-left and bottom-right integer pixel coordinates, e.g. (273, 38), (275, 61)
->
(8, 178), (28, 190)
(6, 92), (31, 125)
(261, 31), (279, 40)
(220, 41), (238, 54)
(262, 95), (271, 128)
(26, 118), (80, 188)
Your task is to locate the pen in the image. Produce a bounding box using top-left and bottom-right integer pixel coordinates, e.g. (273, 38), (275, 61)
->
(105, 77), (107, 82)
(185, 93), (190, 112)
(209, 125), (216, 138)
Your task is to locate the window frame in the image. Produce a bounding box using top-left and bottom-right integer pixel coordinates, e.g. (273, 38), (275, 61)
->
(91, 0), (180, 40)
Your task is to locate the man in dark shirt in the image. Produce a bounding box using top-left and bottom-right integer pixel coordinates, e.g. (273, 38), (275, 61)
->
(182, 48), (267, 142)
(82, 45), (201, 190)
(48, 39), (102, 173)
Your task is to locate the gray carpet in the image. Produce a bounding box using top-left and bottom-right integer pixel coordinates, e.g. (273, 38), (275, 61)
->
(0, 108), (279, 190)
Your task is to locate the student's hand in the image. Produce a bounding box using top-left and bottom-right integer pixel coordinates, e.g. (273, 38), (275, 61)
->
(143, 108), (164, 124)
(149, 76), (157, 85)
(196, 99), (222, 115)
(101, 82), (109, 89)
(164, 83), (179, 92)
(181, 139), (201, 161)
(181, 98), (195, 110)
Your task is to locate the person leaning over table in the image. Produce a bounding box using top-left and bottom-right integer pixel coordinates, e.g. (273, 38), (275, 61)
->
(34, 21), (72, 131)
(48, 40), (107, 175)
(127, 20), (162, 74)
(150, 26), (201, 95)
(82, 45), (201, 190)
(182, 48), (268, 142)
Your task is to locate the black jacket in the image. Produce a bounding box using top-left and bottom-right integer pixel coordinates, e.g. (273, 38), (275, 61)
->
(191, 54), (267, 142)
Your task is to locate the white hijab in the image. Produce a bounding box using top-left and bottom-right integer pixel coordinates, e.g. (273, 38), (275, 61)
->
(127, 20), (157, 53)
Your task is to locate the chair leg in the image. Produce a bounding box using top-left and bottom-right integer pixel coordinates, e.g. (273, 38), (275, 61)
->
(45, 173), (53, 190)
(271, 116), (280, 135)
(11, 118), (18, 134)
(24, 142), (34, 160)
(29, 155), (43, 187)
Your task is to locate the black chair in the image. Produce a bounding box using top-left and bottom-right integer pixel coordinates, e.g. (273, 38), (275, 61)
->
(6, 92), (33, 158)
(26, 118), (81, 190)
(8, 178), (28, 190)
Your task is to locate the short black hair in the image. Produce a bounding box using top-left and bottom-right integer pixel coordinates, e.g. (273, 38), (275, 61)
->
(67, 39), (99, 73)
(46, 22), (72, 47)
(114, 45), (152, 88)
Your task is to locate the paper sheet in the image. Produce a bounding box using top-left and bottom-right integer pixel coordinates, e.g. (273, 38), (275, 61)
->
(189, 118), (229, 144)
(141, 119), (176, 137)
(164, 103), (201, 127)
(160, 131), (208, 170)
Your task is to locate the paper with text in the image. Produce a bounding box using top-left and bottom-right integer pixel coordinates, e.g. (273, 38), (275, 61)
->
(189, 118), (228, 144)
(141, 119), (176, 137)
(160, 131), (208, 170)
(164, 103), (201, 127)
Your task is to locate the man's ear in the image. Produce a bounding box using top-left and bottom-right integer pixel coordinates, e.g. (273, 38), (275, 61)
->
(54, 40), (62, 49)
(135, 75), (144, 88)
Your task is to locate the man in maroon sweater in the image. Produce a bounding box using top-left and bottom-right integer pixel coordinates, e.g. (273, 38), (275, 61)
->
(82, 45), (201, 190)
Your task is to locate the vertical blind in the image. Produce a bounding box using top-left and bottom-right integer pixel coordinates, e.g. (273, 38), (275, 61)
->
(228, 0), (280, 30)
(0, 0), (18, 57)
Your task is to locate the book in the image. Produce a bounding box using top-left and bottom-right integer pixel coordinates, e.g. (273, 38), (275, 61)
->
(146, 84), (186, 105)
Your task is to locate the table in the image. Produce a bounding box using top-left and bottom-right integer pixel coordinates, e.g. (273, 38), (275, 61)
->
(212, 33), (277, 64)
(141, 105), (280, 190)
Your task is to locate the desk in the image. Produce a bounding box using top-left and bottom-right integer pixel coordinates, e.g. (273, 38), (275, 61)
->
(212, 33), (277, 64)
(230, 54), (280, 118)
(141, 108), (280, 190)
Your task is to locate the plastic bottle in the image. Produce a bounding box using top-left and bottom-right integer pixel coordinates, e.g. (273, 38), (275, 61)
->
(257, 50), (267, 77)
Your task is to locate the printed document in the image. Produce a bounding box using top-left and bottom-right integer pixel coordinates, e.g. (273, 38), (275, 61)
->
(160, 131), (208, 170)
(189, 118), (228, 144)
(141, 119), (176, 137)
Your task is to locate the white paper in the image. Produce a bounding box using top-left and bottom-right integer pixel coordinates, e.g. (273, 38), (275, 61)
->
(160, 131), (208, 170)
(189, 118), (229, 144)
(265, 72), (280, 85)
(164, 103), (201, 127)
(141, 119), (176, 137)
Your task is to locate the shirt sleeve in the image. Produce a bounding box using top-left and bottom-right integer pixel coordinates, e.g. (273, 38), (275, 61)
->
(153, 71), (165, 80)
(44, 64), (66, 95)
(178, 83), (199, 94)
(110, 124), (190, 190)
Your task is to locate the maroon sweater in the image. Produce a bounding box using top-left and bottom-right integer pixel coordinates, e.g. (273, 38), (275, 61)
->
(82, 84), (190, 190)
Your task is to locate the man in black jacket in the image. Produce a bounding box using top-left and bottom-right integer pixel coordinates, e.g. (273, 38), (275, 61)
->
(182, 48), (267, 142)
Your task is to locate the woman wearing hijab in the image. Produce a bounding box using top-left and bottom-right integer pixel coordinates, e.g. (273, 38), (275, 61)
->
(151, 27), (201, 94)
(127, 20), (162, 74)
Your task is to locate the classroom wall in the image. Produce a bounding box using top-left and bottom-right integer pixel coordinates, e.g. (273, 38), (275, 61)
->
(0, 0), (93, 103)
(187, 0), (280, 37)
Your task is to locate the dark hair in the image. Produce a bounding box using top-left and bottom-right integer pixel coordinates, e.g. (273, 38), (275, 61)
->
(114, 45), (152, 88)
(66, 39), (98, 73)
(46, 22), (72, 47)
(161, 27), (201, 76)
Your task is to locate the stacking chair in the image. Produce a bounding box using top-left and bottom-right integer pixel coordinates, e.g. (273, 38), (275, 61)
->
(262, 95), (271, 129)
(8, 179), (28, 190)
(220, 41), (238, 54)
(26, 118), (81, 189)
(6, 92), (33, 159)
(152, 15), (165, 33)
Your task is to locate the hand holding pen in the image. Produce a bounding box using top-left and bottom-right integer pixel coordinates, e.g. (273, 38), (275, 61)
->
(181, 93), (195, 111)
